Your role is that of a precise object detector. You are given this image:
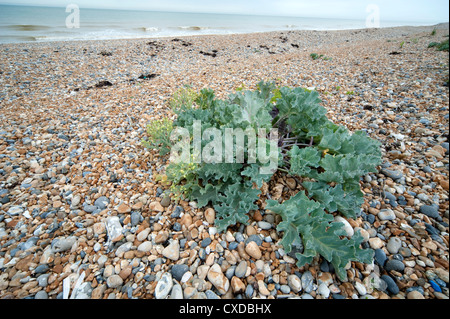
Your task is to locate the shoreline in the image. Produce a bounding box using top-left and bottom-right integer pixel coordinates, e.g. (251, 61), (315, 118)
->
(0, 23), (449, 300)
(0, 22), (448, 46)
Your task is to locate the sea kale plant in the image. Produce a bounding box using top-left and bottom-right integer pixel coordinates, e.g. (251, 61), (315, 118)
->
(143, 81), (382, 281)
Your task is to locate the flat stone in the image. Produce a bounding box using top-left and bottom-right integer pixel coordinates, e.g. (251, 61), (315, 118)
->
(204, 208), (215, 224)
(434, 268), (449, 283)
(301, 271), (314, 293)
(155, 272), (173, 299)
(386, 237), (402, 254)
(105, 216), (123, 242)
(7, 206), (23, 216)
(162, 239), (180, 261)
(171, 264), (189, 282)
(137, 241), (152, 253)
(381, 275), (399, 295)
(34, 291), (48, 299)
(244, 241), (262, 259)
(419, 205), (440, 219)
(385, 259), (405, 272)
(369, 237), (385, 249)
(257, 280), (270, 296)
(170, 283), (183, 299)
(407, 290), (425, 299)
(354, 281), (367, 295)
(160, 195), (171, 207)
(106, 275), (123, 289)
(51, 236), (76, 253)
(374, 248), (388, 267)
(149, 201), (164, 212)
(287, 274), (302, 293)
(257, 221), (272, 230)
(378, 209), (396, 221)
(115, 242), (132, 257)
(207, 264), (229, 295)
(231, 276), (246, 293)
(137, 228), (151, 242)
(116, 203), (131, 214)
(94, 196), (110, 209)
(317, 283), (330, 298)
(381, 169), (403, 180)
(235, 261), (247, 278)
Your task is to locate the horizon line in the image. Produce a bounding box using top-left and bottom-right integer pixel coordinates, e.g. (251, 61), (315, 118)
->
(0, 2), (447, 24)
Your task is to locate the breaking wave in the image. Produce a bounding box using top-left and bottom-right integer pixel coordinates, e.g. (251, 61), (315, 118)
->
(4, 24), (51, 31)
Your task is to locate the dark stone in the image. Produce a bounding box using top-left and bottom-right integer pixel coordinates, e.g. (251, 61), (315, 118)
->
(201, 237), (212, 248)
(419, 205), (441, 220)
(374, 249), (387, 267)
(171, 264), (189, 282)
(381, 275), (399, 294)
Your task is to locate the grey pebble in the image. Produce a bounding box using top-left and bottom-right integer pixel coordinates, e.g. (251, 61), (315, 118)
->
(386, 237), (402, 254)
(419, 205), (440, 220)
(257, 221), (272, 230)
(245, 284), (254, 298)
(235, 260), (247, 278)
(245, 234), (263, 246)
(384, 259), (405, 272)
(381, 275), (399, 294)
(200, 237), (212, 248)
(34, 290), (48, 299)
(205, 290), (221, 299)
(280, 285), (291, 294)
(381, 168), (403, 180)
(83, 204), (97, 213)
(34, 264), (49, 274)
(37, 274), (50, 287)
(94, 196), (110, 209)
(301, 271), (314, 293)
(171, 264), (189, 282)
(374, 248), (387, 267)
(51, 236), (76, 253)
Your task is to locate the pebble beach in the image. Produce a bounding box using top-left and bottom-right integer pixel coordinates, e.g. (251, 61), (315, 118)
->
(0, 23), (449, 300)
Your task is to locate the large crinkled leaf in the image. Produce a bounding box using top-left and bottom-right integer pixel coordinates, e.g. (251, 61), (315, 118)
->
(189, 183), (220, 208)
(212, 100), (241, 128)
(197, 163), (243, 184)
(318, 125), (354, 154)
(297, 221), (373, 281)
(266, 191), (373, 281)
(288, 146), (321, 177)
(347, 130), (382, 156)
(256, 80), (276, 103)
(241, 163), (273, 188)
(303, 181), (364, 218)
(318, 154), (364, 187)
(213, 183), (261, 231)
(229, 90), (273, 130)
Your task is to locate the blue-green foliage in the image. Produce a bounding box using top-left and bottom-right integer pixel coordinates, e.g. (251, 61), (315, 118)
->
(160, 81), (382, 280)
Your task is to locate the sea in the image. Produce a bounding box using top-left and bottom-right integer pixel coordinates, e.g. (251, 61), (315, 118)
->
(0, 4), (438, 44)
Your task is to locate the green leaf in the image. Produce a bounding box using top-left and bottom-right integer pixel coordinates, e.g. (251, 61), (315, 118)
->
(197, 163), (243, 184)
(229, 90), (273, 130)
(213, 183), (261, 231)
(190, 183), (220, 208)
(296, 220), (373, 281)
(266, 190), (373, 281)
(241, 163), (272, 188)
(195, 88), (216, 110)
(288, 146), (321, 177)
(303, 181), (364, 218)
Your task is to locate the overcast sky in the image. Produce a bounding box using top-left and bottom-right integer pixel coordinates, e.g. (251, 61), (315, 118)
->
(0, 0), (448, 22)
